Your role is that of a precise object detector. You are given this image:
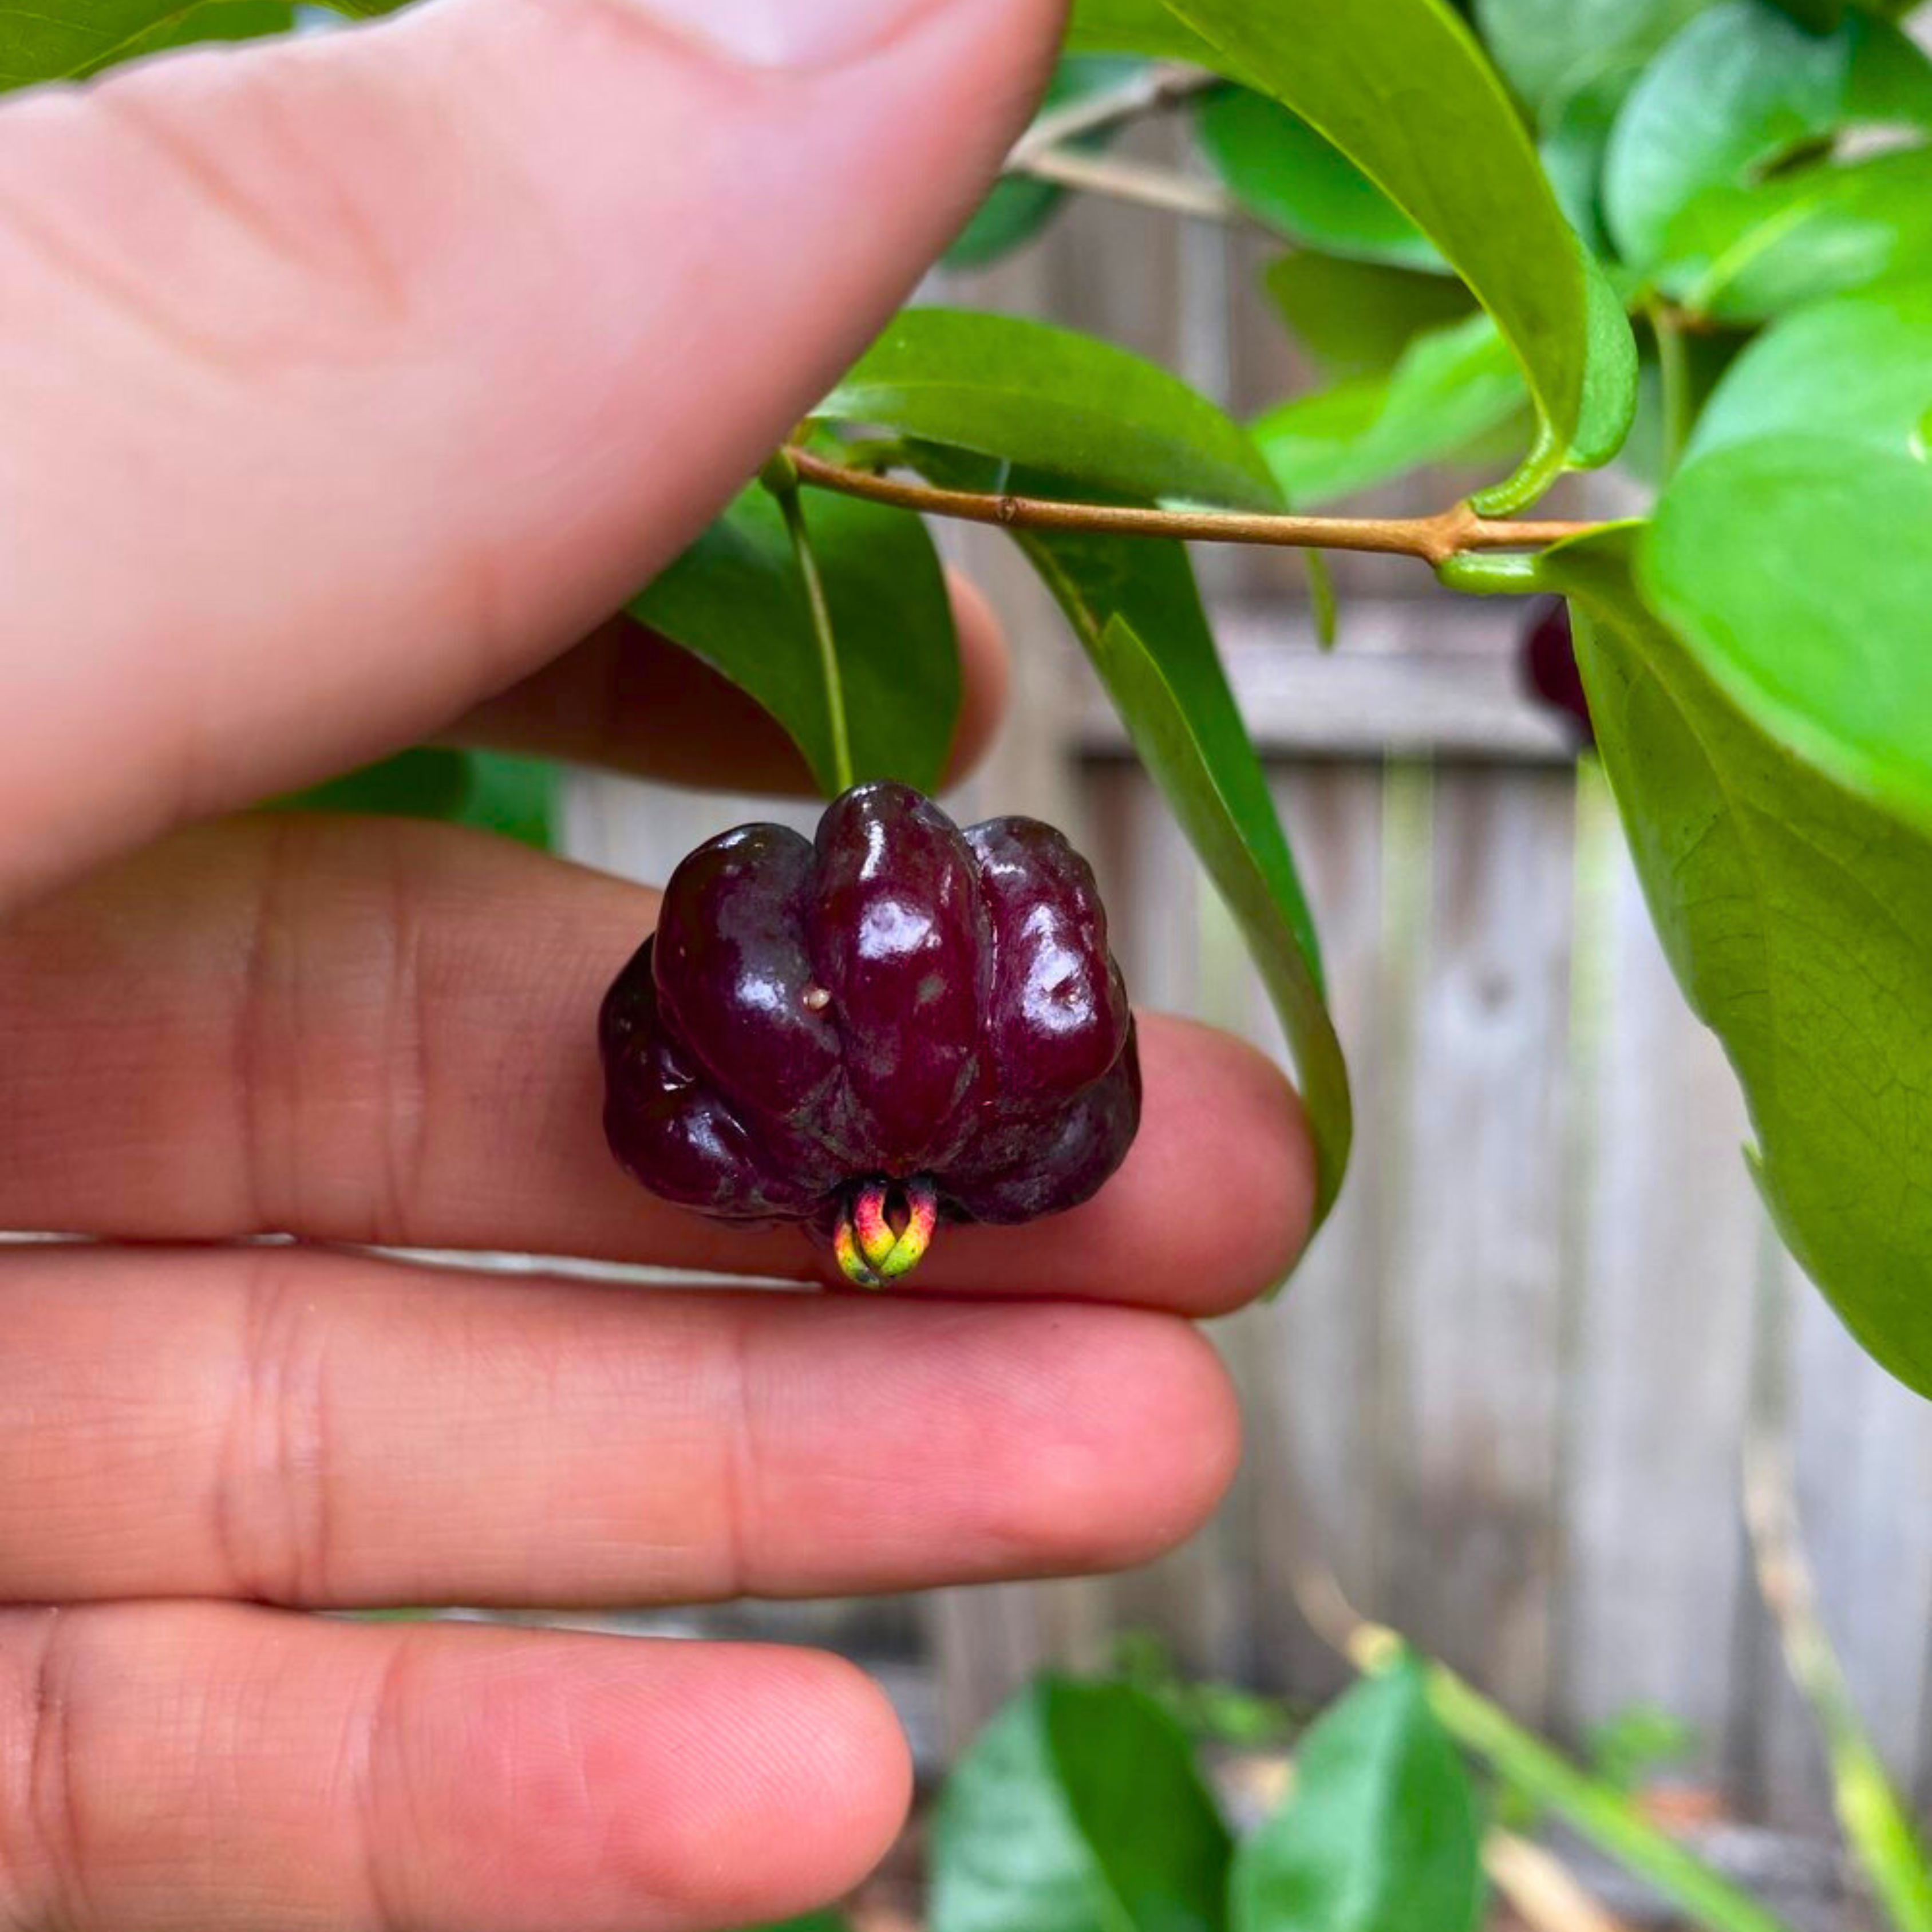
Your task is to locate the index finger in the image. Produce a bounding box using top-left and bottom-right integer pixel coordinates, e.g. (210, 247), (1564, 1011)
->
(0, 0), (1060, 906)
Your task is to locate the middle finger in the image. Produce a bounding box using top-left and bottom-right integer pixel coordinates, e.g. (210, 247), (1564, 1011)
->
(0, 815), (1312, 1314)
(0, 1243), (1238, 1607)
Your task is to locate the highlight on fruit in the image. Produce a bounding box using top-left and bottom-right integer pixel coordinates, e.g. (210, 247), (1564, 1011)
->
(598, 781), (1141, 1287)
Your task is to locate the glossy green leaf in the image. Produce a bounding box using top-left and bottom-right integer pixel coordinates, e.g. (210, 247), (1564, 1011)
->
(920, 440), (1349, 1223)
(729, 1917), (847, 1932)
(1475, 0), (1715, 117)
(1231, 1658), (1483, 1932)
(1254, 314), (1528, 508)
(1646, 438), (1932, 828)
(1661, 144), (1932, 320)
(931, 1677), (1232, 1932)
(630, 484), (959, 799)
(1194, 88), (1441, 270)
(820, 309), (1281, 511)
(1605, 0), (1932, 270)
(2, 0), (286, 82)
(85, 1), (294, 72)
(274, 748), (559, 851)
(946, 56), (1145, 269)
(0, 0), (397, 85)
(1771, 0), (1849, 25)
(1550, 530), (1932, 1397)
(1685, 283), (1932, 457)
(1083, 615), (1350, 1225)
(1064, 0), (1231, 69)
(1643, 287), (1932, 831)
(1158, 0), (1638, 512)
(1263, 255), (1476, 378)
(1539, 65), (1640, 259)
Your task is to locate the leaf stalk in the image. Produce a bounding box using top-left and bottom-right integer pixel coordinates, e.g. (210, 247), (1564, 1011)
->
(770, 475), (856, 795)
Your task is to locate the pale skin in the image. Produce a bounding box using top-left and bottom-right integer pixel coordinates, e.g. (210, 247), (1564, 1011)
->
(0, 0), (1317, 1926)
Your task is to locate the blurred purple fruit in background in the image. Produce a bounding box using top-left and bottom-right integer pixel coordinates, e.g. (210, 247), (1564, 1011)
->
(1522, 596), (1594, 749)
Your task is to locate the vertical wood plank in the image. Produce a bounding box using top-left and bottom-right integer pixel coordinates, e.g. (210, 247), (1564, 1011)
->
(1378, 765), (1578, 1725)
(1551, 772), (1759, 1773)
(1744, 1255), (1932, 1829)
(1221, 762), (1397, 1700)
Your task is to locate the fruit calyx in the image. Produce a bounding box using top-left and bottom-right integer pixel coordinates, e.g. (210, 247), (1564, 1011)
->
(833, 1176), (941, 1289)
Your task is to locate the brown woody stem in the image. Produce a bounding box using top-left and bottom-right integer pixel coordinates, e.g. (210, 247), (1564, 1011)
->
(784, 446), (1595, 570)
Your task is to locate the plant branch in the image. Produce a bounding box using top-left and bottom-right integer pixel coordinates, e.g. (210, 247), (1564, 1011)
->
(1487, 1830), (1636, 1932)
(1009, 145), (1262, 228)
(1006, 62), (1220, 166)
(785, 446), (1597, 570)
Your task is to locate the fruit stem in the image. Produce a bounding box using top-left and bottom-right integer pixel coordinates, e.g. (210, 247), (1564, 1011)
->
(770, 470), (856, 796)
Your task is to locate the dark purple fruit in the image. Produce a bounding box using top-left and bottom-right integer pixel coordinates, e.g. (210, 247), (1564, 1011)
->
(599, 781), (1141, 1286)
(1521, 596), (1594, 748)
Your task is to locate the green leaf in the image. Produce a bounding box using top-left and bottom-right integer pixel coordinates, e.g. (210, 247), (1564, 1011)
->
(274, 748), (559, 851)
(729, 1917), (848, 1932)
(1474, 0), (1716, 117)
(1262, 255), (1476, 379)
(1064, 0), (1232, 69)
(1084, 615), (1350, 1226)
(630, 484), (959, 799)
(931, 1677), (1232, 1932)
(912, 442), (1350, 1224)
(1661, 144), (1932, 321)
(1547, 529), (1932, 1398)
(84, 0), (293, 71)
(1193, 88), (1442, 270)
(1684, 282), (1932, 456)
(1230, 1657), (1484, 1932)
(1646, 437), (1932, 831)
(946, 57), (1146, 269)
(1642, 287), (1932, 834)
(1156, 0), (1638, 512)
(0, 0), (402, 85)
(1, 0), (291, 84)
(1539, 64), (1642, 259)
(1604, 0), (1932, 271)
(1771, 0), (1849, 25)
(1253, 313), (1528, 508)
(820, 309), (1281, 511)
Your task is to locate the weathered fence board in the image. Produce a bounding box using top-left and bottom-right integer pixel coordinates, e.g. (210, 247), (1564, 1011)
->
(1552, 772), (1761, 1777)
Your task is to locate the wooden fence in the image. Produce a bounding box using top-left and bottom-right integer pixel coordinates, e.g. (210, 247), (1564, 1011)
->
(560, 143), (1932, 1843)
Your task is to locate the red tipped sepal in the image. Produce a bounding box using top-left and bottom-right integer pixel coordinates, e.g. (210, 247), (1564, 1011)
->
(832, 1176), (940, 1289)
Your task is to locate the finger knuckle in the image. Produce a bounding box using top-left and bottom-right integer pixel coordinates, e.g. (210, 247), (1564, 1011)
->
(215, 1254), (338, 1606)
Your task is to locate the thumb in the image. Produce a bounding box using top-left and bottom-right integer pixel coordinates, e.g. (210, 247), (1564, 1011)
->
(0, 0), (1063, 903)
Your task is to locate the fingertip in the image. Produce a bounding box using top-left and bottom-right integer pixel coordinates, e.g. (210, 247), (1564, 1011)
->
(682, 1646), (913, 1924)
(1153, 1019), (1318, 1314)
(981, 1306), (1242, 1571)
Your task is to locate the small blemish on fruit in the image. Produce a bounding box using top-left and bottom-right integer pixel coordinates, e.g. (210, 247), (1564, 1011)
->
(803, 985), (832, 1012)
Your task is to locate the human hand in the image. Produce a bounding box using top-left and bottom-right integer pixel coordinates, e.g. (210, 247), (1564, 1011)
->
(0, 1), (1315, 1926)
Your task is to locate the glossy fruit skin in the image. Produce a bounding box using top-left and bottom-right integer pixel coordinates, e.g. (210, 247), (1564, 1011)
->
(600, 783), (1141, 1255)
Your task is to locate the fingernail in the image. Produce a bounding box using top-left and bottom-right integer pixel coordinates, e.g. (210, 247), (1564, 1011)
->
(635, 0), (947, 70)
